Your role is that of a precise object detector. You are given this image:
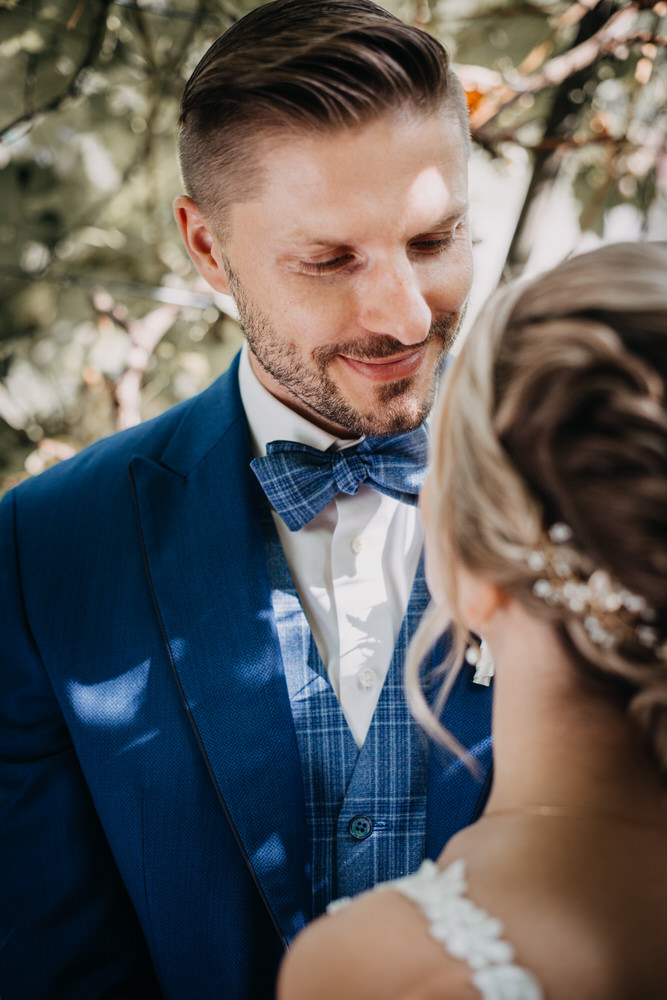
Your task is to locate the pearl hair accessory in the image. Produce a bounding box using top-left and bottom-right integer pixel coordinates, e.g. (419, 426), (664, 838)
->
(526, 522), (667, 662)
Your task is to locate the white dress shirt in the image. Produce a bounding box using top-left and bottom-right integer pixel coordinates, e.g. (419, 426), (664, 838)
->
(238, 344), (423, 748)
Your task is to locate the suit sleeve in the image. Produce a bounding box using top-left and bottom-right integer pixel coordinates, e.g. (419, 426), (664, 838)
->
(0, 487), (161, 1000)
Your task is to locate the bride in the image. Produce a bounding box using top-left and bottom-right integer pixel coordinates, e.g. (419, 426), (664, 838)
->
(277, 241), (667, 1000)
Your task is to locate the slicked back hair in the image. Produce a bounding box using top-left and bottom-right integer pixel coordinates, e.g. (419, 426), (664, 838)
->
(178, 0), (469, 236)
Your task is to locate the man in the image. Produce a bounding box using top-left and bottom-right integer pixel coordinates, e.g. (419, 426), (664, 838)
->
(0, 2), (493, 997)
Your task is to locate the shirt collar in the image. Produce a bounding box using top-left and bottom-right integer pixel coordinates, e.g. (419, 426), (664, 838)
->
(238, 342), (363, 458)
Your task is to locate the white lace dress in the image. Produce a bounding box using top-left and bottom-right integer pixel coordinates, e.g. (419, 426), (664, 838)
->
(328, 858), (544, 1000)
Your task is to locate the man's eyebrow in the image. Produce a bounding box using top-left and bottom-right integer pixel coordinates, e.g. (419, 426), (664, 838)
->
(280, 206), (469, 249)
(416, 207), (469, 232)
(280, 235), (350, 249)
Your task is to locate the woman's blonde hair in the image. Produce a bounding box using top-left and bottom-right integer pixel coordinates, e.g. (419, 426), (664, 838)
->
(406, 241), (667, 774)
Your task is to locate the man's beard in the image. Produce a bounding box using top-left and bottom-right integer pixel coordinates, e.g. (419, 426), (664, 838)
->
(226, 263), (463, 437)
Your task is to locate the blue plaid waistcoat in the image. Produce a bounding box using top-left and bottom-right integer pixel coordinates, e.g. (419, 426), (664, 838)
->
(262, 514), (429, 918)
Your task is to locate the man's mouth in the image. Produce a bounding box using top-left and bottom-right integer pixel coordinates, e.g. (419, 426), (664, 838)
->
(337, 346), (428, 383)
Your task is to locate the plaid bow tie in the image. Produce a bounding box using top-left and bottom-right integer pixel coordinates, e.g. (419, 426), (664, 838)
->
(250, 426), (429, 531)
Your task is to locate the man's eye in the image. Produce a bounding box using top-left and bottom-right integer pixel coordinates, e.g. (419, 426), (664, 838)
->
(300, 254), (355, 274)
(410, 236), (454, 255)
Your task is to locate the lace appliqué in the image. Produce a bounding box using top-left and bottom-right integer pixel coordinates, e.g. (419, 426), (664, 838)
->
(328, 859), (543, 1000)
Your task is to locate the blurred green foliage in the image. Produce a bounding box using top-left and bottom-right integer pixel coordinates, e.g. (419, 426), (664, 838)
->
(0, 0), (665, 491)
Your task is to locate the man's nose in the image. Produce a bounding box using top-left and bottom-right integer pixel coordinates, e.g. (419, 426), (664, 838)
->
(357, 259), (432, 345)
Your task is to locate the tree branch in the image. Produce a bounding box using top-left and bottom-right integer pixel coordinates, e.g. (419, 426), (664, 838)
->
(458, 4), (665, 135)
(91, 290), (179, 430)
(0, 1), (112, 141)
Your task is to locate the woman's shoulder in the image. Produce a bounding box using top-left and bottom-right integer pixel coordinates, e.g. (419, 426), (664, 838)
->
(278, 831), (667, 1000)
(277, 868), (482, 1000)
(277, 858), (545, 1000)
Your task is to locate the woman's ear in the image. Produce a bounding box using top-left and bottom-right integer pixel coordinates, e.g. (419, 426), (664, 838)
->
(457, 567), (507, 633)
(173, 195), (231, 294)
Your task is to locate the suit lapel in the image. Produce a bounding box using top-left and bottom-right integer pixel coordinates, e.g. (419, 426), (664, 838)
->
(130, 359), (310, 944)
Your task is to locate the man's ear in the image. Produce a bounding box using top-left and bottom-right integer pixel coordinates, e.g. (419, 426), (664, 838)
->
(173, 195), (230, 294)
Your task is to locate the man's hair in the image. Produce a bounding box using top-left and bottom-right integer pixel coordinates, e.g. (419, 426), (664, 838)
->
(178, 0), (469, 234)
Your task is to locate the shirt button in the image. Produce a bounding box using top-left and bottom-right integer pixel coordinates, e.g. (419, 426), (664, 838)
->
(350, 535), (363, 554)
(357, 667), (378, 691)
(348, 815), (373, 841)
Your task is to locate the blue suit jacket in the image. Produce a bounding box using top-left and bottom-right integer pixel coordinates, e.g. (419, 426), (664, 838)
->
(0, 354), (493, 999)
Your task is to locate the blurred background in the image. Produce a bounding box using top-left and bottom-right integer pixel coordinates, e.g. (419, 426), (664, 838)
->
(1, 0), (665, 493)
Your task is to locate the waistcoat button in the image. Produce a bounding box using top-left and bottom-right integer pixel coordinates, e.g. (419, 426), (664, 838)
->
(348, 815), (373, 840)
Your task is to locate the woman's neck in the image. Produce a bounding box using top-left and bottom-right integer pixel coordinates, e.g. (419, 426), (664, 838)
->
(481, 601), (667, 824)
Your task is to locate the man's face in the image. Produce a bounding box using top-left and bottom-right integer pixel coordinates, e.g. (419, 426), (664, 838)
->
(215, 109), (472, 437)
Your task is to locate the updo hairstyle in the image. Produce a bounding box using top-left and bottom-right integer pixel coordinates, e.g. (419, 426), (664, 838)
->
(407, 241), (667, 774)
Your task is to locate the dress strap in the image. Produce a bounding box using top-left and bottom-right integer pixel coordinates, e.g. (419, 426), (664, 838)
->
(329, 859), (544, 1000)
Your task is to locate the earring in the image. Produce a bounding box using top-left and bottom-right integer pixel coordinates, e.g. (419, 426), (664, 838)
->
(465, 638), (495, 687)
